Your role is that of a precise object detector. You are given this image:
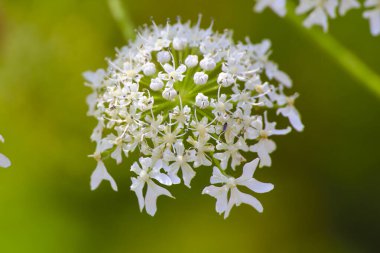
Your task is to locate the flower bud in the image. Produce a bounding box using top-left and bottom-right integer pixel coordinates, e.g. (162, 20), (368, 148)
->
(143, 62), (156, 76)
(162, 87), (177, 100)
(150, 78), (164, 91)
(200, 57), (216, 71)
(195, 93), (209, 108)
(194, 72), (208, 85)
(157, 51), (171, 63)
(185, 55), (198, 68)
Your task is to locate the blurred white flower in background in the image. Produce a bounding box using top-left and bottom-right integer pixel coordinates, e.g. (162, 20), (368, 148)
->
(363, 0), (380, 36)
(254, 0), (379, 36)
(0, 135), (11, 168)
(84, 16), (303, 217)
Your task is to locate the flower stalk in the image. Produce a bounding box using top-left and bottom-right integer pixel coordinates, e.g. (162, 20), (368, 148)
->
(107, 0), (135, 41)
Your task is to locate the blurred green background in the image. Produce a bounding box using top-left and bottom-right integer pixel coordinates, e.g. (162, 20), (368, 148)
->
(0, 0), (379, 252)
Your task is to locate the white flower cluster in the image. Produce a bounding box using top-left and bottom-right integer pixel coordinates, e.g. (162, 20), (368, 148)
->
(84, 17), (303, 218)
(254, 0), (380, 36)
(0, 134), (11, 168)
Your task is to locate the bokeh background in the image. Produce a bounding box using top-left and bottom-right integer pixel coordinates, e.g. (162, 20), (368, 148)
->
(0, 0), (379, 252)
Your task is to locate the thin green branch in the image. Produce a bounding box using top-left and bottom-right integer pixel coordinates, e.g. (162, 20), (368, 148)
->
(285, 2), (380, 99)
(107, 0), (135, 41)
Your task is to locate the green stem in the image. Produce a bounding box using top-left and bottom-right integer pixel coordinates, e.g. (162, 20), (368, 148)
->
(285, 2), (380, 99)
(107, 0), (135, 41)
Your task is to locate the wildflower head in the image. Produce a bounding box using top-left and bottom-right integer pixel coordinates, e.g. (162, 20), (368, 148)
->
(84, 16), (303, 217)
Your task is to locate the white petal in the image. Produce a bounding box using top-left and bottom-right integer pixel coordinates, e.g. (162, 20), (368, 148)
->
(131, 177), (145, 211)
(254, 0), (287, 17)
(339, 0), (360, 15)
(240, 179), (274, 193)
(250, 141), (274, 168)
(0, 153), (11, 168)
(95, 139), (113, 153)
(278, 107), (304, 132)
(174, 141), (185, 155)
(131, 162), (142, 174)
(86, 93), (97, 115)
(224, 188), (264, 218)
(364, 0), (378, 7)
(324, 0), (338, 18)
(274, 70), (292, 87)
(181, 163), (196, 188)
(0, 135), (4, 143)
(224, 187), (239, 218)
(237, 188), (264, 213)
(152, 172), (172, 186)
(271, 126), (292, 135)
(176, 64), (187, 74)
(246, 127), (259, 139)
(288, 109), (304, 132)
(240, 158), (260, 180)
(296, 0), (317, 14)
(90, 161), (118, 191)
(168, 171), (181, 185)
(363, 9), (380, 36)
(90, 121), (104, 142)
(210, 166), (228, 184)
(163, 63), (174, 73)
(145, 181), (173, 216)
(214, 152), (229, 170)
(202, 185), (228, 214)
(139, 157), (152, 170)
(111, 146), (122, 164)
(303, 7), (329, 32)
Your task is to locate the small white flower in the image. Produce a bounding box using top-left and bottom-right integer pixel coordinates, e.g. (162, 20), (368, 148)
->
(190, 116), (215, 138)
(214, 136), (249, 170)
(0, 135), (11, 168)
(250, 113), (291, 167)
(254, 0), (378, 36)
(187, 135), (215, 168)
(254, 0), (287, 17)
(200, 57), (216, 71)
(296, 0), (338, 32)
(163, 141), (196, 187)
(211, 94), (233, 116)
(202, 158), (274, 218)
(159, 63), (187, 85)
(130, 157), (173, 216)
(170, 105), (191, 129)
(157, 51), (171, 63)
(276, 93), (304, 132)
(185, 55), (199, 68)
(194, 72), (209, 85)
(142, 62), (156, 76)
(195, 93), (210, 108)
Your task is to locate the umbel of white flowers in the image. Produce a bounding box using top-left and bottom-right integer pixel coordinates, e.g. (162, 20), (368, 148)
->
(0, 135), (11, 168)
(254, 0), (380, 36)
(84, 16), (304, 218)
